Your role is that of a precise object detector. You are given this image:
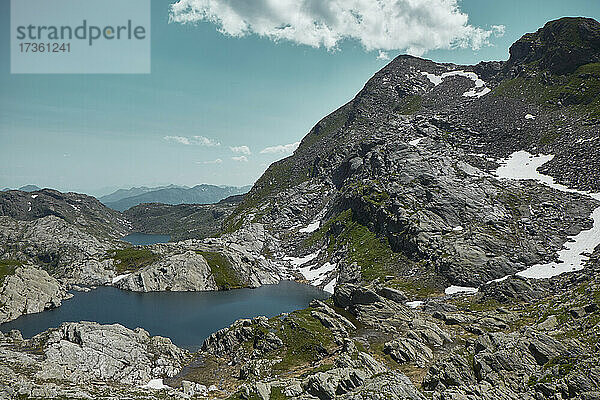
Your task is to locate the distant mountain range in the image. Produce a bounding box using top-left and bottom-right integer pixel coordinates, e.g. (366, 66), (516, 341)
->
(99, 184), (252, 211)
(2, 185), (42, 192)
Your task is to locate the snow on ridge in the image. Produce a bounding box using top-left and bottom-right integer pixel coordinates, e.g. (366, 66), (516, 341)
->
(420, 70), (491, 98)
(495, 150), (600, 280)
(421, 71), (443, 86)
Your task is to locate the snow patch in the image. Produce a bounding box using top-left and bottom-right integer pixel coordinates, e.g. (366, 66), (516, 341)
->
(495, 150), (600, 279)
(421, 71), (443, 86)
(299, 220), (320, 233)
(409, 137), (424, 146)
(525, 114), (536, 120)
(142, 379), (169, 390)
(300, 262), (336, 285)
(518, 207), (600, 279)
(406, 300), (424, 308)
(283, 253), (318, 267)
(452, 226), (464, 232)
(31, 194), (38, 199)
(323, 277), (337, 294)
(577, 137), (598, 144)
(463, 87), (491, 98)
(445, 285), (478, 295)
(284, 253), (336, 287)
(112, 273), (130, 284)
(420, 70), (491, 98)
(486, 275), (510, 284)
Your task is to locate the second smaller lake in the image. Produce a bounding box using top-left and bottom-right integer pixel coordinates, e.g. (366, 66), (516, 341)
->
(122, 232), (171, 246)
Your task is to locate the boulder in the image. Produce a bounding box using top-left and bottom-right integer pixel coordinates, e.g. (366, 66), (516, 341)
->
(30, 321), (190, 385)
(0, 266), (72, 323)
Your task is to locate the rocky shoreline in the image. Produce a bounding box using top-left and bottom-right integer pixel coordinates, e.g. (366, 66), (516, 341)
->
(2, 255), (599, 399)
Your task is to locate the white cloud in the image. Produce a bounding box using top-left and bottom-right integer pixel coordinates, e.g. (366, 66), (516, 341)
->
(260, 141), (300, 155)
(230, 145), (251, 155)
(169, 0), (504, 55)
(232, 156), (249, 162)
(376, 50), (390, 61)
(492, 25), (506, 37)
(197, 158), (223, 165)
(164, 135), (221, 146)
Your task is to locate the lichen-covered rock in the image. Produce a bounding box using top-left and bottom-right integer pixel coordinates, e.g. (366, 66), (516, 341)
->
(114, 250), (218, 292)
(30, 321), (190, 385)
(0, 266), (72, 323)
(0, 215), (118, 285)
(384, 337), (433, 367)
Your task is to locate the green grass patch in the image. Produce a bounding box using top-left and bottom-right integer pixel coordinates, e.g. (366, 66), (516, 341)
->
(394, 95), (423, 115)
(348, 180), (391, 207)
(387, 277), (442, 298)
(332, 210), (395, 281)
(305, 209), (406, 282)
(226, 392), (261, 400)
(529, 355), (578, 386)
(108, 248), (159, 274)
(197, 251), (243, 290)
(272, 308), (336, 371)
(452, 297), (502, 312)
(493, 62), (600, 119)
(299, 102), (352, 150)
(223, 160), (313, 233)
(269, 387), (291, 400)
(0, 259), (22, 284)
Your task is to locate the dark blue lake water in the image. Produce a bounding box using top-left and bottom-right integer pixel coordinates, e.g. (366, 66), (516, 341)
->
(122, 232), (171, 245)
(0, 281), (329, 351)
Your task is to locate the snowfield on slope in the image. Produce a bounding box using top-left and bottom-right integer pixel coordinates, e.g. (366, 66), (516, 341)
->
(495, 151), (600, 279)
(283, 254), (336, 293)
(445, 150), (600, 295)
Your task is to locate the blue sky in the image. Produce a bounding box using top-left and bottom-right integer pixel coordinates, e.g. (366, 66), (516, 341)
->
(1, 0), (598, 196)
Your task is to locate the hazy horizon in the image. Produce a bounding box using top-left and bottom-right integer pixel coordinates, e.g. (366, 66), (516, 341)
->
(2, 182), (254, 198)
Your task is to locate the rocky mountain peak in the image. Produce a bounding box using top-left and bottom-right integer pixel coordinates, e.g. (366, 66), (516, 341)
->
(507, 17), (600, 74)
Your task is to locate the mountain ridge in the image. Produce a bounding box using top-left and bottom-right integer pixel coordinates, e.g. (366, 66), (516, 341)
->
(100, 184), (251, 212)
(224, 16), (600, 291)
